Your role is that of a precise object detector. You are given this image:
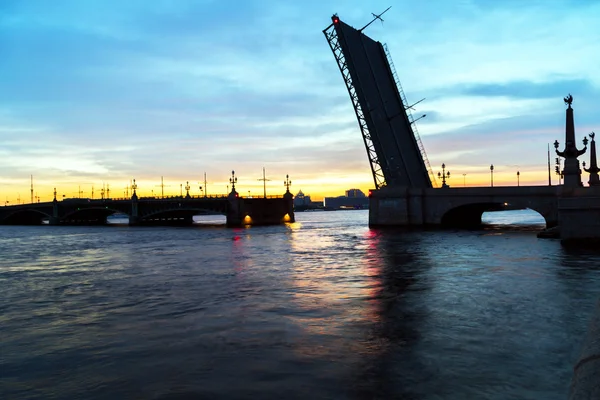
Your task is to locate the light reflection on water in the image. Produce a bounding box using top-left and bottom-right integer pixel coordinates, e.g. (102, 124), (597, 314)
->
(1, 209), (600, 399)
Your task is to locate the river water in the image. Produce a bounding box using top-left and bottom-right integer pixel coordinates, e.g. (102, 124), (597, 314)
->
(1, 210), (599, 399)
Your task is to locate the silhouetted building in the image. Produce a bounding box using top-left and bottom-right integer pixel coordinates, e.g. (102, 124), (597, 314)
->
(294, 190), (312, 207)
(324, 189), (369, 209)
(294, 190), (323, 211)
(345, 188), (366, 198)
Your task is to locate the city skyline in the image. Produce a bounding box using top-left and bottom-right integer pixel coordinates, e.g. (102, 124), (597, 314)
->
(2, 0), (599, 203)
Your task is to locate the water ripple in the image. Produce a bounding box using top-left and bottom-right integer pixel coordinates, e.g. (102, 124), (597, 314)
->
(1, 210), (599, 399)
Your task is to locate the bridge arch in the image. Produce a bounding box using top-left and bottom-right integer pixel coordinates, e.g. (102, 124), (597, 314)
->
(61, 206), (130, 225)
(0, 208), (52, 225)
(139, 206), (227, 226)
(440, 200), (555, 229)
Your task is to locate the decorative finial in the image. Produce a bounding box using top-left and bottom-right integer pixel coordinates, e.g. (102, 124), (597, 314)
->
(564, 93), (573, 107)
(591, 132), (596, 140)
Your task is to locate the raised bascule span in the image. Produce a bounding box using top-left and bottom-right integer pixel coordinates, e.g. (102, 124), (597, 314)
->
(323, 14), (436, 189)
(324, 13), (600, 245)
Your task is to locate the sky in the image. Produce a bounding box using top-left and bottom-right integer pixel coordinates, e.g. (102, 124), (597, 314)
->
(1, 0), (599, 203)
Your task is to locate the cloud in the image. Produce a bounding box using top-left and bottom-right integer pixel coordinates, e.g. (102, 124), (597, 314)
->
(1, 0), (599, 201)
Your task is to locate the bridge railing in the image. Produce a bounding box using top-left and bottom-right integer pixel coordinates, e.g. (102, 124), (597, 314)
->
(383, 43), (438, 188)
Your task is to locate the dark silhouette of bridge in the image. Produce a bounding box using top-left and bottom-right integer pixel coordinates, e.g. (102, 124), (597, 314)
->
(323, 14), (600, 235)
(0, 177), (295, 227)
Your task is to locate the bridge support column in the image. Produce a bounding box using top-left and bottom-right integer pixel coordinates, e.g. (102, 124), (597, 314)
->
(51, 199), (59, 225)
(226, 193), (295, 227)
(129, 193), (140, 226)
(226, 192), (243, 227)
(283, 191), (295, 223)
(558, 190), (600, 245)
(369, 187), (412, 226)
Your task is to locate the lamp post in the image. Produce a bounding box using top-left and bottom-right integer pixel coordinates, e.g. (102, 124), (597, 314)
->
(229, 170), (237, 193)
(490, 164), (494, 187)
(437, 163), (450, 188)
(284, 174), (292, 193)
(185, 181), (191, 198)
(517, 171), (520, 186)
(131, 179), (138, 196)
(462, 173), (467, 187)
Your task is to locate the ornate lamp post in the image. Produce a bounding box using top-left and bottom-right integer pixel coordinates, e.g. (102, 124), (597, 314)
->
(53, 188), (57, 201)
(284, 174), (292, 193)
(437, 164), (450, 188)
(583, 132), (600, 186)
(490, 164), (494, 187)
(131, 179), (138, 197)
(229, 170), (237, 193)
(185, 181), (191, 198)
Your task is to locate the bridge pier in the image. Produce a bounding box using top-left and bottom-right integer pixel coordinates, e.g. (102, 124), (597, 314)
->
(129, 194), (140, 226)
(558, 188), (600, 245)
(226, 192), (295, 227)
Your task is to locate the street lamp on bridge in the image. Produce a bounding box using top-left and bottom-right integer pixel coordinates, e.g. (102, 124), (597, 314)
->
(131, 179), (138, 197)
(437, 163), (450, 188)
(517, 171), (520, 187)
(462, 173), (467, 187)
(490, 164), (494, 187)
(284, 174), (292, 193)
(229, 170), (237, 193)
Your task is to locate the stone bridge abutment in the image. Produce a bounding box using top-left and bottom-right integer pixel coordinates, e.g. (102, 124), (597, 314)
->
(369, 186), (561, 229)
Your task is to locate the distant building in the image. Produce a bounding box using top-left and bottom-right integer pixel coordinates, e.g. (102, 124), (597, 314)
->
(294, 190), (323, 211)
(345, 188), (366, 198)
(294, 190), (312, 207)
(324, 188), (369, 209)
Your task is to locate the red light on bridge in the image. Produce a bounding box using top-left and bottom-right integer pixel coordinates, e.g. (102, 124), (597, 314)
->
(333, 18), (339, 24)
(368, 190), (373, 197)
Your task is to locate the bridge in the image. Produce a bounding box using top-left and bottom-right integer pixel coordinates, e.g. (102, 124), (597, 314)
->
(0, 190), (295, 227)
(324, 14), (600, 241)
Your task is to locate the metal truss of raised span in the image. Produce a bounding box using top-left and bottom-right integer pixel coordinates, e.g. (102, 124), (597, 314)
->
(324, 21), (386, 189)
(383, 44), (437, 187)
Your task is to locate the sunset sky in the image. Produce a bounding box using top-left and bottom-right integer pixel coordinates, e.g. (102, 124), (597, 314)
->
(1, 0), (599, 203)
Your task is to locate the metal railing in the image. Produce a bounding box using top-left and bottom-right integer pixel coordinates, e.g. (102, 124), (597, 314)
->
(383, 44), (438, 188)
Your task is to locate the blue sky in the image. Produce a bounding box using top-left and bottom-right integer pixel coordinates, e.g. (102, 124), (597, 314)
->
(1, 0), (599, 201)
